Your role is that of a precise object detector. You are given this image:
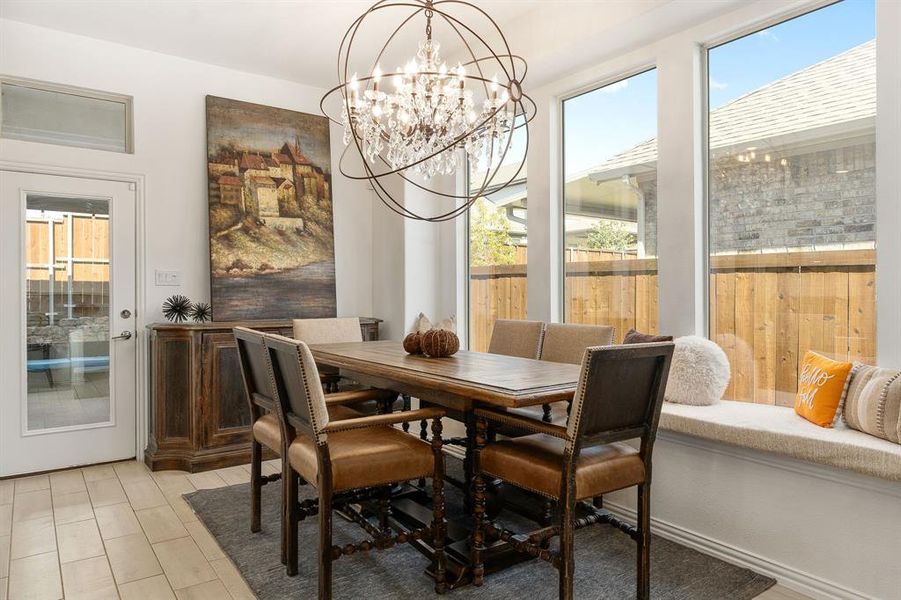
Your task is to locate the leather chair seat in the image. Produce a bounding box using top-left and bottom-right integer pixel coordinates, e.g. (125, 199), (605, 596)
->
(288, 427), (434, 492)
(480, 434), (645, 500)
(252, 405), (361, 455)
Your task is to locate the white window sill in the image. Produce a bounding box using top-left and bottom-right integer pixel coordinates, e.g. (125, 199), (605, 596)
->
(658, 401), (901, 486)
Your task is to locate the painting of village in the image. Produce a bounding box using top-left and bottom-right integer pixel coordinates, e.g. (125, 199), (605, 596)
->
(206, 96), (336, 320)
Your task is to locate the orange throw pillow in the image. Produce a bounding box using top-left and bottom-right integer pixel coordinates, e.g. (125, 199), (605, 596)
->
(795, 351), (853, 427)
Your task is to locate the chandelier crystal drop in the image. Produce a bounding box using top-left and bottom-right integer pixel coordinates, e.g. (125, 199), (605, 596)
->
(321, 0), (536, 221)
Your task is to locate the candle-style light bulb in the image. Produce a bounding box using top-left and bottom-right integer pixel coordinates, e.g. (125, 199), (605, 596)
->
(349, 74), (359, 104)
(372, 64), (382, 93)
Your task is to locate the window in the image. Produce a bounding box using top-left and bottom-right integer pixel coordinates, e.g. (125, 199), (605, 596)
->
(0, 78), (132, 153)
(467, 123), (527, 351)
(707, 0), (876, 406)
(562, 69), (658, 339)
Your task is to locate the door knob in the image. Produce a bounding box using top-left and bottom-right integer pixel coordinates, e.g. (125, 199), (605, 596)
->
(112, 331), (133, 341)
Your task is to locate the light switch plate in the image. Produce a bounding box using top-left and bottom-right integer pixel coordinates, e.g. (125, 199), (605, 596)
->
(154, 270), (181, 286)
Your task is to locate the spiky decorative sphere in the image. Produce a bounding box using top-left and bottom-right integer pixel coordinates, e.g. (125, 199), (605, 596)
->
(190, 302), (212, 323)
(420, 329), (460, 358)
(162, 295), (192, 323)
(403, 331), (423, 354)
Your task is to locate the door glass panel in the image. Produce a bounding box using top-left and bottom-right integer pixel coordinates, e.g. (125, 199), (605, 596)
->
(25, 195), (111, 431)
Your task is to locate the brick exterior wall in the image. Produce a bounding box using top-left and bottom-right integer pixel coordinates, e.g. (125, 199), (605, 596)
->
(635, 138), (875, 256)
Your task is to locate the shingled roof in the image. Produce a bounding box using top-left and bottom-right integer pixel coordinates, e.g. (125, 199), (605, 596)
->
(589, 40), (875, 181)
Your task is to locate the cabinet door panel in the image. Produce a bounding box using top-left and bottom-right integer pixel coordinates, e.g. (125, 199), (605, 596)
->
(201, 332), (252, 448)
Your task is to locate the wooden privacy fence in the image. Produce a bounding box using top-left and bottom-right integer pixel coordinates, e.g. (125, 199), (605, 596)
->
(26, 214), (110, 321)
(470, 248), (876, 406)
(710, 249), (875, 406)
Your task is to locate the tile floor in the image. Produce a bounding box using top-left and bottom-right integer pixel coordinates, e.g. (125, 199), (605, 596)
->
(0, 459), (810, 599)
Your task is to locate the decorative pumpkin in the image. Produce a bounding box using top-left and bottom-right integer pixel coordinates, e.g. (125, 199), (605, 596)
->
(421, 328), (460, 358)
(403, 331), (423, 354)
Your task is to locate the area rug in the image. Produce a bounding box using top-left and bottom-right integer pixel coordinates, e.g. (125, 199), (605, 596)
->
(186, 469), (774, 599)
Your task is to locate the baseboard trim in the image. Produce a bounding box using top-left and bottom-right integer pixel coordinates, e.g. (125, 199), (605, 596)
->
(604, 501), (876, 600)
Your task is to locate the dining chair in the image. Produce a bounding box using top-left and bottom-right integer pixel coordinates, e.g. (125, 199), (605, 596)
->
(262, 332), (448, 597)
(487, 319), (546, 359)
(294, 317), (364, 394)
(233, 327), (395, 563)
(533, 322), (616, 423)
(470, 342), (674, 600)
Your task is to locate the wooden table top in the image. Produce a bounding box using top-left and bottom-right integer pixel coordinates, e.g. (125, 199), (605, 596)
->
(310, 340), (580, 408)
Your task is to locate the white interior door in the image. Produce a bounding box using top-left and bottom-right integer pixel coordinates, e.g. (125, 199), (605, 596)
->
(0, 171), (137, 476)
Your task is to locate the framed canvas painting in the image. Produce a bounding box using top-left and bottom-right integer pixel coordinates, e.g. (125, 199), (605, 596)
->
(206, 96), (337, 320)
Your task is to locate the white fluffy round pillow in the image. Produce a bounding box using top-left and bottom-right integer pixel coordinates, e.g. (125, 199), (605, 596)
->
(664, 336), (730, 405)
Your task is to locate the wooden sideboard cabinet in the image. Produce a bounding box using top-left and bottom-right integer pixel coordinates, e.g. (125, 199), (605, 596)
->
(144, 318), (381, 472)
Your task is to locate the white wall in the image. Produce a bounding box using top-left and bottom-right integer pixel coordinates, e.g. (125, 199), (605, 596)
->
(0, 19), (375, 325)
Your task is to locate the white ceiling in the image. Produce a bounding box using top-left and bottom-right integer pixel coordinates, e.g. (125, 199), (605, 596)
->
(0, 1), (744, 89)
(0, 0), (549, 88)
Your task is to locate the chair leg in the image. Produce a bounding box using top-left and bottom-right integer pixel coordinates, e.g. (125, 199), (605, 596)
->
(558, 497), (575, 600)
(285, 469), (299, 576)
(418, 417), (429, 488)
(431, 417), (447, 594)
(319, 489), (334, 600)
(280, 454), (289, 565)
(593, 496), (604, 510)
(377, 485), (392, 535)
(401, 394), (412, 433)
(542, 403), (552, 423)
(250, 440), (262, 533)
(637, 482), (651, 600)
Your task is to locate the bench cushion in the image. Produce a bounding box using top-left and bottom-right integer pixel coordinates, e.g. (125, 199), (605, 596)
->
(501, 399), (901, 482)
(660, 402), (901, 482)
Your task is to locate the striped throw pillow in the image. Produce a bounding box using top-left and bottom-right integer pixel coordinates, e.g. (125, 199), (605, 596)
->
(843, 364), (901, 444)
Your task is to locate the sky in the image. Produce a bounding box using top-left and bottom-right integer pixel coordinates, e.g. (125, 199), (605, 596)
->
(561, 0), (876, 176)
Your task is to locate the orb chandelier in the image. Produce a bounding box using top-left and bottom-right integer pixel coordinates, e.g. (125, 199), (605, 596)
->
(321, 0), (536, 221)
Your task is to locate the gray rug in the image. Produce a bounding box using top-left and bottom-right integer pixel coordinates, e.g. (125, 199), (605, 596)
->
(186, 470), (774, 599)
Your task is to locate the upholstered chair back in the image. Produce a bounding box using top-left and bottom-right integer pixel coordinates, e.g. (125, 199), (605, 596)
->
(540, 323), (615, 365)
(487, 319), (545, 359)
(263, 333), (330, 445)
(293, 317), (362, 344)
(566, 343), (674, 452)
(234, 327), (275, 408)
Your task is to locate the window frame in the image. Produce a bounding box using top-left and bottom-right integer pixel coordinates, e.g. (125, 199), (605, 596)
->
(0, 75), (134, 154)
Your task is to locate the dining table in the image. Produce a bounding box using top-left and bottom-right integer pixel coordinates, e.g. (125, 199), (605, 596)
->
(309, 340), (581, 589)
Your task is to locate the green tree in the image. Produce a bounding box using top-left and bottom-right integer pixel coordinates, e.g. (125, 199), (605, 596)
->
(585, 219), (636, 251)
(469, 198), (517, 266)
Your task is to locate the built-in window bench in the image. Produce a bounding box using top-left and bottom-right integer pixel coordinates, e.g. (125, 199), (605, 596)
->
(658, 401), (901, 483)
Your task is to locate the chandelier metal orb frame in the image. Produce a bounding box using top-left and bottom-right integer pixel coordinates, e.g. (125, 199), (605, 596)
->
(320, 0), (536, 221)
